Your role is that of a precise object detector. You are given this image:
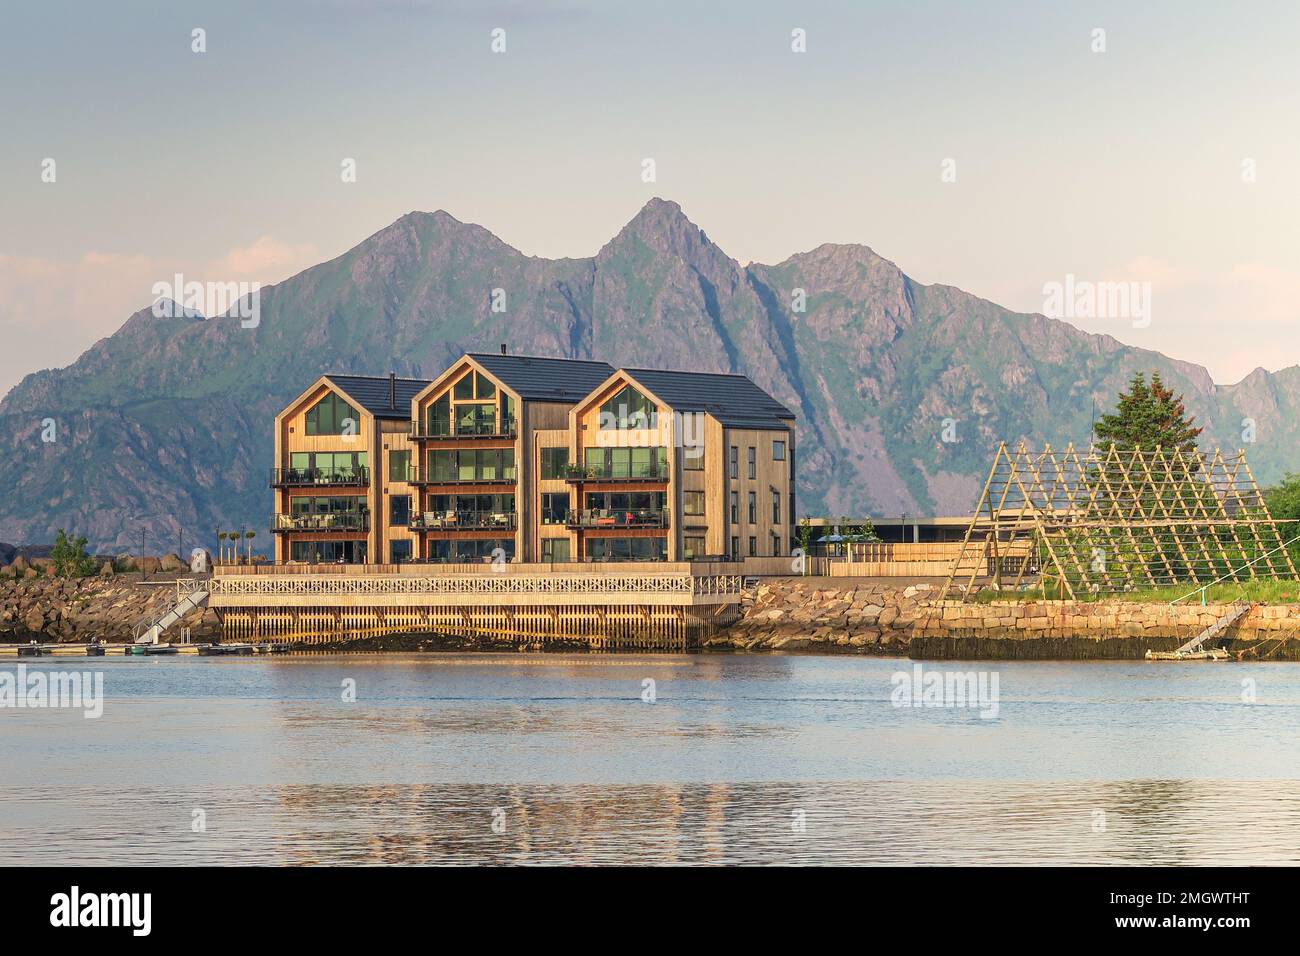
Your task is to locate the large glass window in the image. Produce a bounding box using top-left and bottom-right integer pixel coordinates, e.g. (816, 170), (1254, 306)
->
(582, 446), (667, 478)
(577, 492), (667, 528)
(452, 371), (497, 402)
(429, 394), (451, 436)
(683, 536), (705, 560)
(541, 492), (570, 524)
(284, 495), (368, 530)
(542, 538), (570, 563)
(424, 494), (515, 529)
(748, 491), (757, 524)
(456, 402), (497, 436)
(585, 537), (667, 561)
(599, 384), (657, 430)
(390, 540), (412, 564)
(772, 439), (786, 461)
(427, 538), (515, 563)
(305, 393), (357, 436)
(502, 393), (516, 433)
(729, 446), (738, 479)
(426, 449), (515, 482)
(540, 447), (569, 479)
(730, 491), (738, 523)
(286, 451), (367, 482)
(772, 491), (782, 524)
(747, 446), (756, 479)
(390, 494), (411, 527)
(290, 540), (367, 563)
(682, 447), (704, 471)
(683, 491), (705, 516)
(428, 493), (515, 514)
(388, 450), (411, 483)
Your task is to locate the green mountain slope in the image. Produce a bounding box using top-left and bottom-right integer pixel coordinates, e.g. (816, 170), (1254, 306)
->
(1, 199), (1294, 550)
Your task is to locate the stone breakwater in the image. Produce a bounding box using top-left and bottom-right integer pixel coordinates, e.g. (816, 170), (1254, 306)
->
(707, 579), (1300, 660)
(0, 575), (216, 644)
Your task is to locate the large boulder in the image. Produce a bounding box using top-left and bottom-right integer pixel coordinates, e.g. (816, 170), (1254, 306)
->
(159, 553), (184, 572)
(99, 561), (114, 576)
(22, 606), (45, 633)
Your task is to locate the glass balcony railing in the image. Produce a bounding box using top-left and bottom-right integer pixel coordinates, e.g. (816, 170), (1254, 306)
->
(563, 461), (670, 481)
(270, 467), (370, 487)
(272, 512), (370, 532)
(567, 508), (670, 529)
(410, 415), (518, 439)
(414, 467), (518, 484)
(410, 511), (518, 531)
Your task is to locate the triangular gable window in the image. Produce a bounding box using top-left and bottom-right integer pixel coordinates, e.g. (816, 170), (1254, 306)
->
(599, 384), (657, 430)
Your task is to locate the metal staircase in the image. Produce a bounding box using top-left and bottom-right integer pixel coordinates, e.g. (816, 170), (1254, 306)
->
(133, 579), (210, 644)
(1145, 602), (1254, 661)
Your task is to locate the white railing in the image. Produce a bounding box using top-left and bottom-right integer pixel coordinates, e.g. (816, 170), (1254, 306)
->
(210, 573), (743, 598)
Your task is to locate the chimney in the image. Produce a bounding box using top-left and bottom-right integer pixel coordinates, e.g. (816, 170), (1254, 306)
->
(500, 343), (507, 355)
(388, 372), (396, 410)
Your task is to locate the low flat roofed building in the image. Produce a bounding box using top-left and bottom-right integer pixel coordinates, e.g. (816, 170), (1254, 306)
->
(805, 515), (970, 545)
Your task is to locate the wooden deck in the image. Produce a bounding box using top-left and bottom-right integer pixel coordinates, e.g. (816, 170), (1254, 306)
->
(206, 565), (744, 648)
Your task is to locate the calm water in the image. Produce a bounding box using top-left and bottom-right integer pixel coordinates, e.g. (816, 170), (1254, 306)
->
(3, 653), (1299, 865)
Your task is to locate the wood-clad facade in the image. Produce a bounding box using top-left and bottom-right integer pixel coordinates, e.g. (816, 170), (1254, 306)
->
(271, 354), (795, 565)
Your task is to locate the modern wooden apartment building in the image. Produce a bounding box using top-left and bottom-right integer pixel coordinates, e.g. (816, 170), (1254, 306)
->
(271, 352), (796, 564)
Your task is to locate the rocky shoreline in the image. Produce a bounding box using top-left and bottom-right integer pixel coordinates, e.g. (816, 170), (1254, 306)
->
(705, 579), (1300, 660)
(0, 567), (217, 644)
(5, 572), (1300, 660)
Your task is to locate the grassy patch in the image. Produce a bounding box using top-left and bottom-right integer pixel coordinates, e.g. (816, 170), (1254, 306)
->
(967, 579), (1300, 604)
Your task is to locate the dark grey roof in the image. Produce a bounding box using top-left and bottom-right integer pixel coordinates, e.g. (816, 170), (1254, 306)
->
(324, 374), (432, 420)
(467, 353), (616, 403)
(620, 368), (795, 430)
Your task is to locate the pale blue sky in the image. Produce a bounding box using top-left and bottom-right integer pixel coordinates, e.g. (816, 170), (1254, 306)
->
(3, 0), (1299, 395)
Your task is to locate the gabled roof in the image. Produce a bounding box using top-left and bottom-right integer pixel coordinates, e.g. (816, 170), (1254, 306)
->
(466, 353), (616, 403)
(618, 368), (795, 430)
(323, 374), (432, 420)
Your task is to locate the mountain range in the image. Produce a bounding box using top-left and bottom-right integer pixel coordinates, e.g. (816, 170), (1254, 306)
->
(2, 197), (1297, 551)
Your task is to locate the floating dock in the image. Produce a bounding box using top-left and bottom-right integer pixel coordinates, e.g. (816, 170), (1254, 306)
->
(0, 642), (294, 658)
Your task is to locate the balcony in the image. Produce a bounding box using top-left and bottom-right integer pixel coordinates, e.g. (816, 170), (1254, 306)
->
(412, 470), (517, 487)
(271, 513), (370, 534)
(270, 467), (370, 488)
(563, 462), (670, 483)
(567, 508), (670, 530)
(410, 511), (518, 532)
(411, 416), (517, 440)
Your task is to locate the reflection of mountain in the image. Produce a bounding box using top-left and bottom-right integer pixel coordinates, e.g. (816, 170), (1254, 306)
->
(5, 198), (1300, 549)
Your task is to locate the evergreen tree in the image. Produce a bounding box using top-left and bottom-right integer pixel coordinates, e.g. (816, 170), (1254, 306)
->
(1093, 371), (1202, 455)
